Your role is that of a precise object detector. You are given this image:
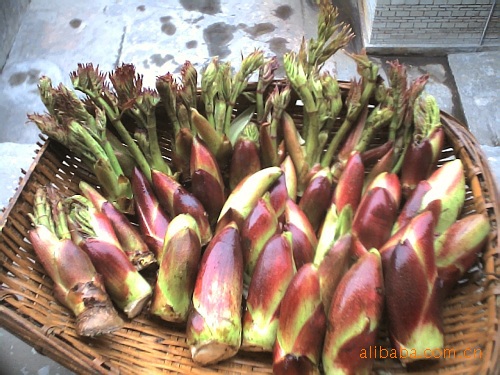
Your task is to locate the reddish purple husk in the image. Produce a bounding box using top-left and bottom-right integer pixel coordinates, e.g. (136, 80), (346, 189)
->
(151, 168), (212, 245)
(322, 249), (384, 374)
(80, 180), (156, 270)
(241, 231), (296, 352)
(298, 167), (333, 232)
(131, 167), (170, 258)
(150, 214), (201, 323)
(352, 172), (401, 251)
(273, 263), (327, 375)
(66, 196), (152, 319)
(435, 213), (490, 296)
(186, 221), (244, 365)
(384, 210), (444, 364)
(29, 224), (123, 337)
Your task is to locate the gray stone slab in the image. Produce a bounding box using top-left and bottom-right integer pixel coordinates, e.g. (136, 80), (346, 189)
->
(0, 143), (37, 211)
(0, 0), (30, 69)
(448, 51), (500, 146)
(0, 328), (74, 375)
(115, 0), (345, 86)
(107, 0), (360, 86)
(0, 0), (128, 144)
(0, 59), (61, 144)
(7, 0), (124, 74)
(481, 145), (500, 192)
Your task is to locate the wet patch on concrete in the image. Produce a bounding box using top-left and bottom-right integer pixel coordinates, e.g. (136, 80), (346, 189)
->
(242, 23), (276, 39)
(150, 54), (174, 67)
(179, 0), (221, 15)
(136, 5), (145, 12)
(268, 37), (289, 56)
(186, 40), (198, 49)
(186, 15), (204, 24)
(8, 69), (41, 86)
(160, 16), (176, 36)
(8, 73), (28, 86)
(273, 5), (293, 20)
(203, 22), (236, 58)
(69, 18), (82, 28)
(448, 52), (499, 146)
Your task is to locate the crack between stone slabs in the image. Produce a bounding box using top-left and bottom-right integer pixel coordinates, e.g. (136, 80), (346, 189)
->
(485, 122), (500, 146)
(114, 25), (127, 68)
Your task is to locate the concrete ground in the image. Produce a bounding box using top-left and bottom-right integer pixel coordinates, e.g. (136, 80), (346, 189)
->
(0, 1), (498, 374)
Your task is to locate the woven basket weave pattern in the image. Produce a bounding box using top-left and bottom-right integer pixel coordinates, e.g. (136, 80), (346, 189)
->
(0, 83), (498, 374)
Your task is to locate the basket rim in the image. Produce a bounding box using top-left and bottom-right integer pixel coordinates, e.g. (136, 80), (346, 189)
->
(439, 111), (500, 375)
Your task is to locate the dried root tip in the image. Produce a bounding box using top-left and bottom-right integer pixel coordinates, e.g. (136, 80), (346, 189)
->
(190, 341), (239, 366)
(73, 280), (124, 336)
(76, 303), (124, 337)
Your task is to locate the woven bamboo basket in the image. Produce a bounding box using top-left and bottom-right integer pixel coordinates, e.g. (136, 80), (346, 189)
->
(0, 81), (499, 375)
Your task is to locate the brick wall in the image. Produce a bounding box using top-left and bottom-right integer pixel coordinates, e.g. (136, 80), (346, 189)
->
(363, 0), (499, 52)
